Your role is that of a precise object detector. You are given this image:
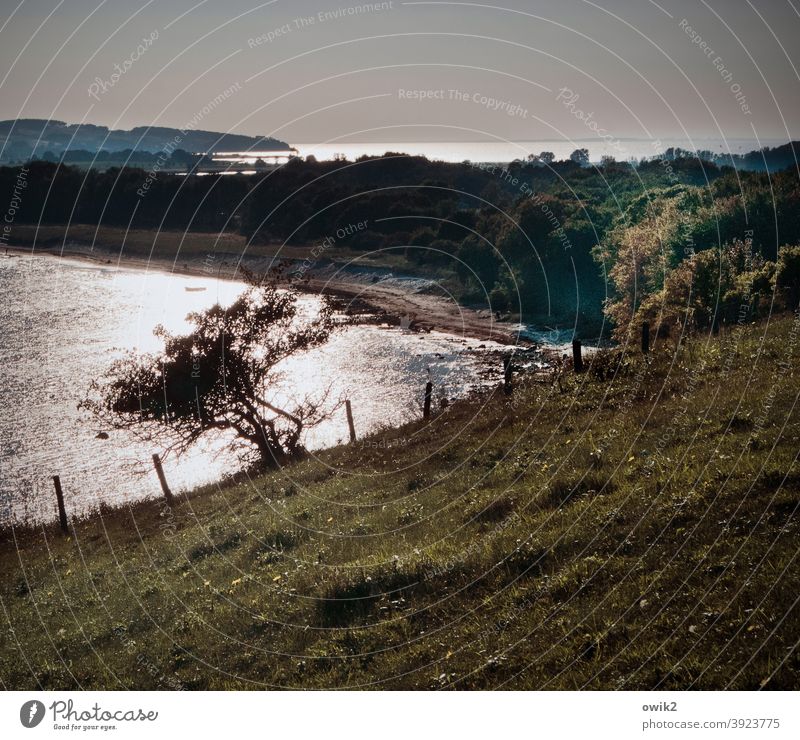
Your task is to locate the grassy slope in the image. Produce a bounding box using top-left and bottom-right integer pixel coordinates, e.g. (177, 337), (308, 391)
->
(1, 315), (799, 690)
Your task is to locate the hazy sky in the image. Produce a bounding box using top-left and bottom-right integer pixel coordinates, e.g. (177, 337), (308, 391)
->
(1, 0), (798, 147)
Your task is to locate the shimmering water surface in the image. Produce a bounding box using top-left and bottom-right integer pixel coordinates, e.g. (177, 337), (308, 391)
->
(0, 254), (504, 524)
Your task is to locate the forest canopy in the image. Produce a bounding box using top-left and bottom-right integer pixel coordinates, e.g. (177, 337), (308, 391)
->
(3, 145), (799, 340)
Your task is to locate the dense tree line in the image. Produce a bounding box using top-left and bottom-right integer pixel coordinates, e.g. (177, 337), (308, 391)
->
(2, 150), (799, 337)
(662, 142), (798, 173)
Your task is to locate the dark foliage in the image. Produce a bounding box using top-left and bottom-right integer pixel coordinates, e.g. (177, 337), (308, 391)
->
(3, 146), (799, 335)
(82, 280), (339, 468)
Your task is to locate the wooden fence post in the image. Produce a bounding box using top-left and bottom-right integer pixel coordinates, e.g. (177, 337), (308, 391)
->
(52, 475), (69, 534)
(503, 356), (513, 396)
(572, 339), (583, 374)
(641, 322), (650, 354)
(152, 453), (174, 506)
(423, 381), (433, 420)
(345, 399), (356, 443)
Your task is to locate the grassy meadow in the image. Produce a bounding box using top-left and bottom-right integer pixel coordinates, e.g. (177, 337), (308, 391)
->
(1, 314), (799, 690)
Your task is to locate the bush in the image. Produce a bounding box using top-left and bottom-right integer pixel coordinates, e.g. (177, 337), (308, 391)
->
(776, 245), (800, 309)
(489, 284), (511, 313)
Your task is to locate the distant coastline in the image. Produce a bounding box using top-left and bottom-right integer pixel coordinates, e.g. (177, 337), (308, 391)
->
(0, 118), (291, 164)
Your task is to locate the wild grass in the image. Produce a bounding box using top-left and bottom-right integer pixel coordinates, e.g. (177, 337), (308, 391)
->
(1, 315), (799, 689)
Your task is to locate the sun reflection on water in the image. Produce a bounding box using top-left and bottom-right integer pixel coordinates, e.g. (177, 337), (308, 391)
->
(0, 254), (502, 524)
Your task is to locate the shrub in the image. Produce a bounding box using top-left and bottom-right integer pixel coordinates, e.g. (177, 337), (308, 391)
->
(776, 245), (800, 309)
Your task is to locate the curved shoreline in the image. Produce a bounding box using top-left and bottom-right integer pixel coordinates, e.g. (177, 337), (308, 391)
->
(4, 242), (526, 346)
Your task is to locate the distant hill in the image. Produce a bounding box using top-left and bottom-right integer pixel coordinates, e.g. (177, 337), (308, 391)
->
(0, 119), (291, 162)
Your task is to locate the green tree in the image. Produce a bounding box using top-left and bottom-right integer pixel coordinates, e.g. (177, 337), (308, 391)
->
(570, 148), (590, 166)
(595, 195), (687, 339)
